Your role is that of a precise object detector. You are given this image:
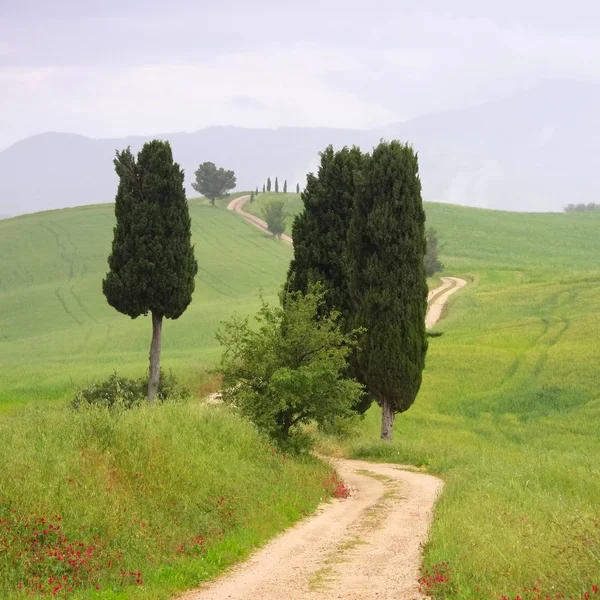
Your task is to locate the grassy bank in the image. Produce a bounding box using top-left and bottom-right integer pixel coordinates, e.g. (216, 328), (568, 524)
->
(0, 401), (336, 599)
(324, 206), (600, 598)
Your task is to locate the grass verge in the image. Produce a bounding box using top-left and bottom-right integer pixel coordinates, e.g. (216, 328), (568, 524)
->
(0, 401), (336, 599)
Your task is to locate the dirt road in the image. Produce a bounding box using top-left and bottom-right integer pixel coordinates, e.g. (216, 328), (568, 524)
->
(189, 208), (467, 599)
(228, 194), (293, 245)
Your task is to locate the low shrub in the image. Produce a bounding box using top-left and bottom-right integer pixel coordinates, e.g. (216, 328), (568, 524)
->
(71, 370), (190, 410)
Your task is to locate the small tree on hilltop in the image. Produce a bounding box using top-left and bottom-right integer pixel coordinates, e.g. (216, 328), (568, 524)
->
(217, 287), (364, 450)
(263, 183), (266, 193)
(262, 200), (286, 238)
(191, 161), (236, 206)
(250, 191), (255, 203)
(255, 186), (259, 196)
(425, 227), (444, 277)
(267, 178), (272, 192)
(103, 141), (198, 402)
(275, 177), (279, 193)
(347, 141), (428, 440)
(283, 180), (287, 193)
(296, 183), (300, 194)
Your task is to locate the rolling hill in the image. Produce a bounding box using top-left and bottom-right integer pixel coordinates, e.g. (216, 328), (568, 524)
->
(2, 80), (600, 215)
(1, 195), (599, 596)
(0, 199), (292, 407)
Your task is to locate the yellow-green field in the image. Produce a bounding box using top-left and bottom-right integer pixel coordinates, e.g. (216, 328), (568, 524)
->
(1, 194), (599, 598)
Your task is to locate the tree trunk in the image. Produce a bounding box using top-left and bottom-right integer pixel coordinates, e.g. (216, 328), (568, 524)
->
(380, 398), (395, 441)
(147, 312), (163, 403)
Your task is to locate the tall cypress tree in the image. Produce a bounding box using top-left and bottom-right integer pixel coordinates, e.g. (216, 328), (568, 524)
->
(296, 183), (300, 194)
(102, 140), (198, 402)
(267, 178), (272, 192)
(263, 183), (266, 193)
(286, 145), (370, 412)
(275, 177), (279, 193)
(283, 180), (287, 193)
(347, 141), (428, 440)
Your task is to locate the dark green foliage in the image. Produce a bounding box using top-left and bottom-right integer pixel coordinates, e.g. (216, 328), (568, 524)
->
(191, 161), (236, 206)
(347, 141), (428, 437)
(102, 140), (198, 401)
(217, 288), (364, 451)
(287, 145), (364, 326)
(286, 145), (369, 412)
(283, 180), (287, 193)
(263, 183), (266, 193)
(103, 141), (198, 321)
(255, 186), (259, 196)
(267, 178), (271, 192)
(296, 183), (300, 194)
(425, 227), (444, 276)
(275, 177), (279, 193)
(564, 203), (600, 212)
(250, 191), (255, 203)
(71, 370), (190, 410)
(262, 200), (286, 238)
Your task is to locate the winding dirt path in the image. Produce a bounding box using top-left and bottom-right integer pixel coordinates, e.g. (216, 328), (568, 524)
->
(188, 204), (467, 600)
(228, 194), (293, 245)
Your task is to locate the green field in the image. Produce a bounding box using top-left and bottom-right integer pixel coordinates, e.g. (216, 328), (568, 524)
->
(2, 196), (600, 598)
(0, 199), (291, 408)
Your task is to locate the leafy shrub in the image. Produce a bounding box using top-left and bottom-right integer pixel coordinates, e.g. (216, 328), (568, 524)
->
(217, 287), (364, 452)
(71, 370), (190, 410)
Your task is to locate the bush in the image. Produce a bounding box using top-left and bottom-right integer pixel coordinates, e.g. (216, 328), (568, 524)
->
(71, 370), (190, 410)
(217, 287), (364, 452)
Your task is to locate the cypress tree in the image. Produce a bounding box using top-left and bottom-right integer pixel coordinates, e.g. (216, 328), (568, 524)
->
(256, 186), (259, 196)
(267, 178), (271, 192)
(102, 140), (198, 402)
(263, 183), (266, 193)
(347, 141), (428, 440)
(283, 180), (287, 193)
(275, 177), (279, 193)
(296, 183), (300, 194)
(286, 145), (370, 412)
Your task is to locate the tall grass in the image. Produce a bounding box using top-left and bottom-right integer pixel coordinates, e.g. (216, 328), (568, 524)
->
(0, 402), (335, 599)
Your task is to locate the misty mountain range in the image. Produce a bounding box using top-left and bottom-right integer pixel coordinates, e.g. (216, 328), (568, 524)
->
(1, 80), (597, 216)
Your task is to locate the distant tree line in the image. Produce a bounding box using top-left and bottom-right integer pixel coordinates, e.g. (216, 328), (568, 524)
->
(564, 203), (600, 213)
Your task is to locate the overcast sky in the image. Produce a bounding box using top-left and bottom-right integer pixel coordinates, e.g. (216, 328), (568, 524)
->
(1, 0), (600, 150)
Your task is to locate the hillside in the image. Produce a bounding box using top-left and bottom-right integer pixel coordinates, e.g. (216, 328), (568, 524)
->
(1, 197), (599, 596)
(0, 201), (291, 407)
(338, 208), (600, 596)
(2, 80), (600, 215)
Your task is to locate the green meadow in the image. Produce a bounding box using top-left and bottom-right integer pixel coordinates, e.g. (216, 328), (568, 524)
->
(1, 193), (599, 598)
(0, 198), (291, 408)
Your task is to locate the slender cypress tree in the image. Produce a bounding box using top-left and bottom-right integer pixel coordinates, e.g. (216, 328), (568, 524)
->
(283, 180), (287, 193)
(263, 183), (266, 193)
(102, 140), (198, 402)
(256, 186), (259, 196)
(296, 183), (300, 194)
(267, 178), (271, 192)
(286, 145), (370, 412)
(347, 141), (428, 440)
(275, 177), (279, 193)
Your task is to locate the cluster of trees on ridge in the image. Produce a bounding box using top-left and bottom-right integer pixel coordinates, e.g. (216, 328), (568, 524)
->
(564, 202), (600, 213)
(102, 139), (432, 443)
(260, 177), (300, 195)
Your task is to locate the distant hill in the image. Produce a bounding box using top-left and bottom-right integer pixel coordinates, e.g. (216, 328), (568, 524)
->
(1, 80), (598, 215)
(0, 214), (9, 220)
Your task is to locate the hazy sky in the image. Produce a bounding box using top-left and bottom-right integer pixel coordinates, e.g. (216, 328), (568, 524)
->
(2, 0), (600, 150)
